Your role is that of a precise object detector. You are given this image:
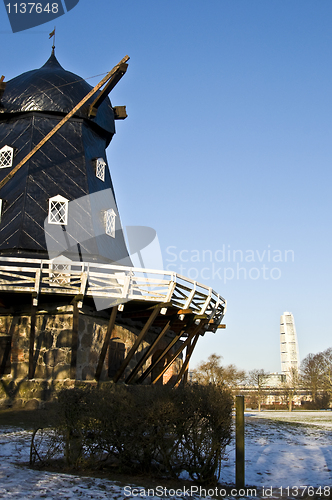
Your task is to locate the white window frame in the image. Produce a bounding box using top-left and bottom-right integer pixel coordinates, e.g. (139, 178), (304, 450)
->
(49, 257), (72, 285)
(48, 195), (69, 225)
(0, 145), (14, 169)
(104, 208), (116, 238)
(95, 158), (106, 182)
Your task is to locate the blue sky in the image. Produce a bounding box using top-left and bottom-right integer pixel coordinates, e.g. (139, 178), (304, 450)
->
(1, 0), (332, 372)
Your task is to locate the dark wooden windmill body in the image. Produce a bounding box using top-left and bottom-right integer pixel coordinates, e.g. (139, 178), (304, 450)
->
(0, 52), (131, 264)
(0, 53), (226, 406)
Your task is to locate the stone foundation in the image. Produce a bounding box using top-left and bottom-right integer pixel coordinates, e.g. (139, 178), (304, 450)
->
(0, 304), (183, 408)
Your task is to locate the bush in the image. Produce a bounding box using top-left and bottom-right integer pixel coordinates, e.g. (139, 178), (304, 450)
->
(301, 392), (331, 410)
(38, 383), (232, 484)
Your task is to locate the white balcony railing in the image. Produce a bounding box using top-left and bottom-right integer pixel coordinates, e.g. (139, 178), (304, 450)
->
(0, 257), (226, 324)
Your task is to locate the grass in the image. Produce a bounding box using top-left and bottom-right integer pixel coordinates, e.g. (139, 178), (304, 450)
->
(0, 404), (59, 431)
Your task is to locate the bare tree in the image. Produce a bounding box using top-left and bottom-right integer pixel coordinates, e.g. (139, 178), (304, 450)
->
(282, 366), (299, 412)
(320, 347), (332, 397)
(247, 369), (269, 411)
(300, 352), (323, 405)
(300, 347), (332, 408)
(192, 354), (246, 389)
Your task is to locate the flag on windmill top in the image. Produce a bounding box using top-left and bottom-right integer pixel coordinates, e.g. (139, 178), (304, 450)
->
(49, 29), (55, 39)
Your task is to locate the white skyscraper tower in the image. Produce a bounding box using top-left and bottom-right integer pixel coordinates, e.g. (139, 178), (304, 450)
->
(280, 312), (300, 376)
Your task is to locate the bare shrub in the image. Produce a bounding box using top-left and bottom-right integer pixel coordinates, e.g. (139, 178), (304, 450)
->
(41, 383), (232, 484)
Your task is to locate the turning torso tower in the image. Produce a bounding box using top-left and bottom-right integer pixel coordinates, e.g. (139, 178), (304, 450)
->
(280, 311), (300, 377)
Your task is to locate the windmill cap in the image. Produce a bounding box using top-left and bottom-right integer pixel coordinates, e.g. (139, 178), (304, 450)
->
(0, 53), (115, 138)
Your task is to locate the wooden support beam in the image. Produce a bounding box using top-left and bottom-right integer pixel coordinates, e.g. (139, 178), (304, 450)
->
(177, 309), (192, 315)
(95, 306), (117, 382)
(135, 317), (195, 384)
(125, 315), (177, 384)
(88, 63), (128, 117)
(28, 301), (37, 379)
(0, 55), (129, 193)
(204, 323), (226, 333)
(135, 332), (182, 384)
(152, 321), (206, 386)
(183, 362), (189, 385)
(113, 106), (127, 120)
(173, 333), (200, 388)
(32, 268), (41, 307)
(70, 302), (80, 380)
(113, 305), (161, 383)
(73, 271), (88, 309)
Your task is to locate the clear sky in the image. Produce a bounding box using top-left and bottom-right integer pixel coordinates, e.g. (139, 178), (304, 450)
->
(1, 0), (331, 373)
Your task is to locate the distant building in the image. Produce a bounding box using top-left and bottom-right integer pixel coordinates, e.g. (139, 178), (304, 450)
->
(258, 373), (286, 388)
(280, 312), (300, 376)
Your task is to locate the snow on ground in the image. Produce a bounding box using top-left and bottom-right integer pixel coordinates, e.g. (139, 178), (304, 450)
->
(0, 426), (217, 500)
(0, 411), (331, 499)
(245, 410), (332, 429)
(221, 411), (332, 491)
(0, 428), (126, 499)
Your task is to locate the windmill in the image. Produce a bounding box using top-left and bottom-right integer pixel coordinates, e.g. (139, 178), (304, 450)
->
(0, 51), (226, 406)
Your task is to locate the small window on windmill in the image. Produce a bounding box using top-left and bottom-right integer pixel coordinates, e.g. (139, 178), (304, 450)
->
(48, 195), (68, 225)
(49, 257), (72, 285)
(104, 208), (116, 238)
(0, 145), (14, 168)
(95, 158), (106, 182)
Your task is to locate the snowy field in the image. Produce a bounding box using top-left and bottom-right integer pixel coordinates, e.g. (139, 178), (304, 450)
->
(221, 411), (332, 494)
(0, 411), (331, 499)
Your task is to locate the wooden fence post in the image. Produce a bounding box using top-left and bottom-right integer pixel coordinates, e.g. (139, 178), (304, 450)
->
(236, 395), (245, 488)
